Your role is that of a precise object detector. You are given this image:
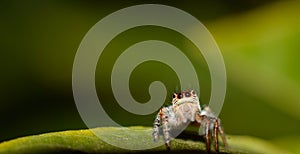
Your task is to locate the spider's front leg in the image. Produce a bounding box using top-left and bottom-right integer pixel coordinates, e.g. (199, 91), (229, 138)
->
(152, 110), (161, 142)
(217, 118), (228, 149)
(161, 107), (171, 150)
(213, 118), (219, 152)
(210, 117), (228, 153)
(152, 107), (171, 150)
(195, 112), (211, 152)
(196, 108), (228, 153)
(205, 117), (212, 152)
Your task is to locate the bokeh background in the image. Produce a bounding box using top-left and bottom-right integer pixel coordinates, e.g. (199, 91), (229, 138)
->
(1, 0), (300, 153)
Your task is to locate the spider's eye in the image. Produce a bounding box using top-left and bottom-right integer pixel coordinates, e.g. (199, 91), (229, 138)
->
(192, 90), (196, 95)
(185, 92), (190, 97)
(177, 93), (183, 99)
(172, 94), (176, 99)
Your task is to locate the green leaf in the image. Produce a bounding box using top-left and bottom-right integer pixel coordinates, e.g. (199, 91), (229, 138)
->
(0, 126), (289, 153)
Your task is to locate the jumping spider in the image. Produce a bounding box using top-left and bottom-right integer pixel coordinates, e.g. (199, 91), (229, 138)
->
(153, 90), (228, 153)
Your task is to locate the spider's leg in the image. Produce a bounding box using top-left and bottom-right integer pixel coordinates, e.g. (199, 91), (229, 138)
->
(161, 108), (171, 150)
(218, 122), (228, 149)
(205, 117), (211, 153)
(214, 119), (219, 153)
(195, 110), (202, 121)
(152, 110), (161, 142)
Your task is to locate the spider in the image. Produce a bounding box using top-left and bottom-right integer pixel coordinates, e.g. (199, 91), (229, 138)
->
(152, 90), (228, 153)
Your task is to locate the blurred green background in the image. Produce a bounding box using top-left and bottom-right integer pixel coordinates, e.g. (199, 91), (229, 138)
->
(1, 0), (300, 153)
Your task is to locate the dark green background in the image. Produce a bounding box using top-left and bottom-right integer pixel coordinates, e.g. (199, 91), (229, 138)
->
(1, 0), (300, 152)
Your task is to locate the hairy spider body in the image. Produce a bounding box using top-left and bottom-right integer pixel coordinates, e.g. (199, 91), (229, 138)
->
(153, 90), (228, 153)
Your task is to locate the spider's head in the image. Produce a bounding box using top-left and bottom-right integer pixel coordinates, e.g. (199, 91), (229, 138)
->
(171, 90), (199, 106)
